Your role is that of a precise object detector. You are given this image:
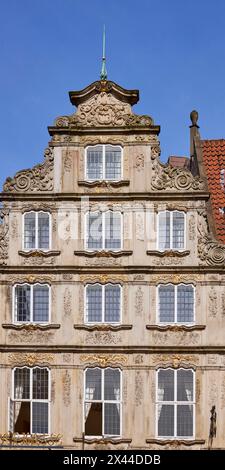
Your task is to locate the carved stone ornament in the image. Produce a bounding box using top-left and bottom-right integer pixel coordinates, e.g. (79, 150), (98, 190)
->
(0, 433), (62, 446)
(3, 147), (54, 192)
(8, 353), (54, 366)
(198, 211), (225, 265)
(62, 371), (71, 407)
(55, 92), (153, 128)
(80, 354), (127, 367)
(151, 160), (204, 191)
(64, 287), (72, 316)
(86, 332), (121, 345)
(135, 371), (144, 406)
(152, 354), (198, 368)
(0, 209), (9, 265)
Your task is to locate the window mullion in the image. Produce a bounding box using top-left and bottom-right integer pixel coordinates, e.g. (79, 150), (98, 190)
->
(31, 285), (33, 322)
(102, 285), (105, 323)
(30, 369), (33, 434)
(36, 213), (38, 249)
(103, 145), (105, 180)
(170, 212), (173, 249)
(102, 213), (105, 250)
(175, 285), (177, 323)
(102, 369), (104, 436)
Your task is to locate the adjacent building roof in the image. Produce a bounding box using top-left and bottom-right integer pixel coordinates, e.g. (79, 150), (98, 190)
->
(167, 156), (190, 169)
(201, 139), (225, 243)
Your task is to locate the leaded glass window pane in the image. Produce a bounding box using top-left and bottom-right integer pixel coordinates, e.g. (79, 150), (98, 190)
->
(105, 212), (121, 250)
(158, 404), (174, 437)
(104, 403), (120, 435)
(24, 213), (36, 249)
(104, 369), (120, 400)
(105, 285), (120, 322)
(33, 285), (49, 322)
(177, 405), (193, 437)
(158, 369), (174, 401)
(177, 369), (193, 402)
(177, 285), (194, 323)
(86, 285), (102, 322)
(32, 402), (48, 434)
(86, 146), (103, 180)
(15, 285), (31, 322)
(158, 285), (175, 323)
(14, 368), (30, 400)
(85, 368), (102, 400)
(33, 368), (49, 400)
(105, 145), (121, 180)
(87, 212), (102, 249)
(158, 212), (170, 250)
(172, 211), (184, 249)
(38, 213), (50, 249)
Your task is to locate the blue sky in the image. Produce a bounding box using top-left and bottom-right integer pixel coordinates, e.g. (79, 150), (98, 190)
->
(0, 0), (225, 190)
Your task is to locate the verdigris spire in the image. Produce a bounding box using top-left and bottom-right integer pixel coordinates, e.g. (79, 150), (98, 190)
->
(100, 25), (107, 80)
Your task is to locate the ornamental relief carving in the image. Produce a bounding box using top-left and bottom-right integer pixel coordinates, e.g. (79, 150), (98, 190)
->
(152, 354), (199, 368)
(198, 211), (225, 265)
(154, 257), (184, 266)
(189, 214), (196, 241)
(151, 159), (204, 191)
(8, 353), (54, 366)
(135, 371), (144, 406)
(63, 152), (73, 172)
(6, 274), (54, 284)
(135, 287), (144, 316)
(84, 258), (121, 266)
(22, 256), (55, 266)
(80, 354), (127, 367)
(150, 274), (201, 284)
(135, 154), (145, 171)
(221, 374), (225, 407)
(3, 147), (54, 192)
(222, 292), (225, 315)
(208, 287), (217, 318)
(64, 287), (72, 316)
(86, 332), (121, 345)
(55, 92), (153, 128)
(8, 330), (54, 344)
(63, 371), (71, 407)
(11, 216), (18, 239)
(152, 331), (200, 346)
(0, 209), (9, 265)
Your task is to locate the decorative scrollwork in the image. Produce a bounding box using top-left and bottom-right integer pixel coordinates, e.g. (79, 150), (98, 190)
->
(198, 211), (225, 265)
(3, 147), (54, 192)
(151, 160), (204, 191)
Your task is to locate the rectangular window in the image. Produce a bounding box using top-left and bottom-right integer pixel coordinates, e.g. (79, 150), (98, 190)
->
(14, 284), (50, 323)
(157, 368), (195, 439)
(158, 211), (185, 251)
(158, 284), (194, 324)
(23, 212), (50, 250)
(11, 367), (50, 435)
(86, 284), (121, 323)
(86, 145), (122, 181)
(86, 211), (122, 251)
(84, 368), (121, 437)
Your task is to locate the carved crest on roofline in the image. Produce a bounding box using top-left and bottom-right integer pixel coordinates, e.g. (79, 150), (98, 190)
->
(54, 92), (154, 129)
(198, 210), (225, 265)
(3, 147), (54, 193)
(151, 159), (205, 191)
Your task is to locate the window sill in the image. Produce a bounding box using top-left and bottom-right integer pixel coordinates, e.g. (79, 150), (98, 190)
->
(18, 250), (61, 258)
(146, 325), (206, 332)
(146, 438), (205, 446)
(73, 437), (132, 445)
(74, 324), (132, 331)
(2, 323), (60, 330)
(146, 250), (190, 257)
(78, 180), (130, 188)
(74, 250), (132, 258)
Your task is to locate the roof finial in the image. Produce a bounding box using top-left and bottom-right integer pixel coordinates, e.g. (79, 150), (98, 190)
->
(100, 25), (107, 80)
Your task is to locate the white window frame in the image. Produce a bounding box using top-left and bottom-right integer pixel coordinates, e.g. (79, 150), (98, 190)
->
(85, 210), (123, 251)
(85, 144), (123, 181)
(84, 283), (122, 324)
(157, 283), (195, 325)
(22, 211), (52, 251)
(10, 366), (51, 435)
(157, 210), (186, 251)
(13, 283), (51, 324)
(156, 367), (195, 440)
(83, 367), (122, 438)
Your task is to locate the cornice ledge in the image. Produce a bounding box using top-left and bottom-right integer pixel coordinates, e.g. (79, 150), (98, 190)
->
(18, 250), (61, 258)
(146, 325), (206, 331)
(146, 250), (190, 257)
(78, 180), (130, 188)
(73, 437), (132, 445)
(74, 324), (132, 331)
(146, 439), (205, 446)
(74, 250), (133, 258)
(2, 323), (60, 331)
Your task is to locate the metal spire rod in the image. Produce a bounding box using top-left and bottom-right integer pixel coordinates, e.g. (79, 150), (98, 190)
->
(100, 25), (107, 80)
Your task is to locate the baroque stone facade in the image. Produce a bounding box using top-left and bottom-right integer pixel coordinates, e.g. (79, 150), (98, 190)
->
(0, 79), (225, 449)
